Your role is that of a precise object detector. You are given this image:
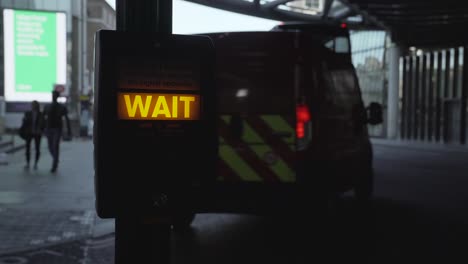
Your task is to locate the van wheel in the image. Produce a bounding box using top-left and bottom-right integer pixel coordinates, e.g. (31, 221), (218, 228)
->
(354, 167), (374, 208)
(171, 213), (195, 231)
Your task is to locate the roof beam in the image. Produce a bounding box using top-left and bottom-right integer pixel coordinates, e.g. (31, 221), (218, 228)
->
(392, 25), (468, 46)
(321, 0), (334, 19)
(379, 14), (468, 20)
(182, 0), (299, 21)
(273, 9), (329, 21)
(340, 0), (389, 30)
(328, 2), (353, 19)
(263, 0), (293, 9)
(335, 9), (356, 20)
(385, 20), (468, 26)
(179, 0), (468, 48)
(349, 0), (462, 5)
(393, 24), (468, 31)
(369, 8), (468, 15)
(254, 0), (260, 9)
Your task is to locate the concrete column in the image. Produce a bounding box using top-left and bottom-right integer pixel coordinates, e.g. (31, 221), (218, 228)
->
(387, 44), (401, 139)
(81, 0), (87, 96)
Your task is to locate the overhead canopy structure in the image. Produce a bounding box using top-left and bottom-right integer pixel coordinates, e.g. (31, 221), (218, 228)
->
(184, 0), (468, 47)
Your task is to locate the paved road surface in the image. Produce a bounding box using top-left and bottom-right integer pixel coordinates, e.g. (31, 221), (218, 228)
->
(1, 138), (467, 263)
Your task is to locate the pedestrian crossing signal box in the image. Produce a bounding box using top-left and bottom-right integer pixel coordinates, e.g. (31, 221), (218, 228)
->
(93, 30), (217, 218)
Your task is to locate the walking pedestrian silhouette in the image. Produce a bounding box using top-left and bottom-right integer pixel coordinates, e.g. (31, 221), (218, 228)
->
(20, 100), (44, 170)
(43, 91), (71, 173)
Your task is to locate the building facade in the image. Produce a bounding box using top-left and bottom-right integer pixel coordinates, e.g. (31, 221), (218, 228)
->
(0, 0), (115, 137)
(86, 0), (115, 93)
(82, 0), (115, 136)
(0, 0), (87, 135)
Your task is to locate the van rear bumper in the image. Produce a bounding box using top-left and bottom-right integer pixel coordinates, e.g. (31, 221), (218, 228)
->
(192, 182), (329, 215)
(297, 152), (371, 192)
(188, 153), (371, 215)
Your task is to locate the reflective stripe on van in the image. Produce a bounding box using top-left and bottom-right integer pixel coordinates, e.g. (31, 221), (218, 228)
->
(217, 115), (296, 183)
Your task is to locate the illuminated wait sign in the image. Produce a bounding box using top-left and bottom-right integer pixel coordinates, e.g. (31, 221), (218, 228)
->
(118, 92), (200, 120)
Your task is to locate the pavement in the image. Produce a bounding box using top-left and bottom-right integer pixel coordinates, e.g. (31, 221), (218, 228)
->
(0, 135), (114, 263)
(371, 137), (468, 153)
(0, 134), (467, 263)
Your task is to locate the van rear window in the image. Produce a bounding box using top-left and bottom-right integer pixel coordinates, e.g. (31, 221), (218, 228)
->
(216, 69), (295, 114)
(212, 33), (297, 114)
(322, 68), (361, 114)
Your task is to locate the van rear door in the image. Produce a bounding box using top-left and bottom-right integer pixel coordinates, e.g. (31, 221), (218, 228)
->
(209, 32), (297, 184)
(317, 57), (368, 160)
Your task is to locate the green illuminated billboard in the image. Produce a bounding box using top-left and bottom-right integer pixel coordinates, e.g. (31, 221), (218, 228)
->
(4, 9), (66, 102)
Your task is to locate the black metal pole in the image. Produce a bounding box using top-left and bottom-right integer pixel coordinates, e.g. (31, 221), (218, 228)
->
(401, 57), (407, 139)
(461, 46), (468, 144)
(428, 52), (434, 141)
(407, 56), (414, 140)
(414, 55), (420, 140)
(453, 47), (460, 98)
(435, 51), (442, 142)
(421, 54), (427, 141)
(114, 1), (173, 263)
(445, 49), (451, 98)
(443, 50), (452, 143)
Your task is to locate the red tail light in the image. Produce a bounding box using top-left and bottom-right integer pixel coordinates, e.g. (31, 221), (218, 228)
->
(296, 104), (310, 139)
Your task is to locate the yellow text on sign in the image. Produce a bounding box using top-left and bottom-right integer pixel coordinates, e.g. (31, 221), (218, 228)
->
(118, 92), (200, 120)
